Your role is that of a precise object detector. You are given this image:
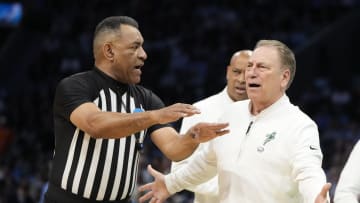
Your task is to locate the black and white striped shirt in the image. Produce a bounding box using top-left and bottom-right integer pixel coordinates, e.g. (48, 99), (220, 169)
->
(47, 68), (168, 203)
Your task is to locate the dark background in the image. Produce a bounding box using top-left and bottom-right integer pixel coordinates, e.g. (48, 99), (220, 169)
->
(0, 0), (359, 202)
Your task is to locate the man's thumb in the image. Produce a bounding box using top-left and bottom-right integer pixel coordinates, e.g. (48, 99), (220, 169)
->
(147, 164), (158, 177)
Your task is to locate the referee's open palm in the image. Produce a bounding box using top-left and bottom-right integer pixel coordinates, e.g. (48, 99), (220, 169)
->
(154, 103), (200, 124)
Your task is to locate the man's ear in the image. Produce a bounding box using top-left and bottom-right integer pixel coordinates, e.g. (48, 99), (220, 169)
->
(281, 68), (290, 89)
(103, 43), (114, 61)
(226, 65), (231, 80)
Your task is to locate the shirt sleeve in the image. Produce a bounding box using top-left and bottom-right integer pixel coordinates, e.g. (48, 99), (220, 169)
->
(171, 111), (219, 195)
(53, 75), (93, 121)
(290, 122), (328, 203)
(334, 140), (360, 203)
(171, 145), (219, 195)
(165, 142), (217, 194)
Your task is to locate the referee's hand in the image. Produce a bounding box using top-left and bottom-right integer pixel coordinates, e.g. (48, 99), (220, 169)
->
(152, 103), (200, 124)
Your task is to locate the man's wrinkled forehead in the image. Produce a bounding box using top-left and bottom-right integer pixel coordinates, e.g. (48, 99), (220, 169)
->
(249, 46), (279, 64)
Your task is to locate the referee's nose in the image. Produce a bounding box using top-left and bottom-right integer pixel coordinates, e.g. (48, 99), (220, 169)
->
(139, 46), (147, 61)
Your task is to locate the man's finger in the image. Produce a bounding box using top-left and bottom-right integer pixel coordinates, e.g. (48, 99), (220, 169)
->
(155, 197), (163, 203)
(216, 129), (230, 136)
(138, 182), (152, 192)
(193, 123), (229, 133)
(139, 190), (154, 203)
(147, 164), (160, 177)
(201, 122), (229, 128)
(320, 182), (332, 197)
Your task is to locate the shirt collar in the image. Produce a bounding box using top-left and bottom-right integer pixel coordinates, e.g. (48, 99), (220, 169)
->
(221, 86), (236, 104)
(248, 94), (289, 120)
(93, 67), (128, 89)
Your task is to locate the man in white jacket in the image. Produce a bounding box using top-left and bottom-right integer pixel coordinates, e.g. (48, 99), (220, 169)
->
(139, 39), (331, 203)
(334, 140), (360, 203)
(171, 50), (252, 203)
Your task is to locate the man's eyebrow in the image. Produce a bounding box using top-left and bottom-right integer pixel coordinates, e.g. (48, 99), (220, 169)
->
(255, 61), (268, 66)
(132, 40), (143, 45)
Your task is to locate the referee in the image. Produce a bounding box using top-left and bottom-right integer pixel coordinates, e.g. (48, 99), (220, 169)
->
(44, 16), (228, 203)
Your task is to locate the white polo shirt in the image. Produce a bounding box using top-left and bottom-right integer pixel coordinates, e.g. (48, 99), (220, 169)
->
(166, 95), (327, 203)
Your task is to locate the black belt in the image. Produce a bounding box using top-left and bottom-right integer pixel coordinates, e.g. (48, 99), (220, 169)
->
(45, 183), (131, 203)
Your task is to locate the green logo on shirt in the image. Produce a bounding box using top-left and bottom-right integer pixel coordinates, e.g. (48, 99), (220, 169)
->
(263, 132), (276, 146)
(257, 132), (276, 152)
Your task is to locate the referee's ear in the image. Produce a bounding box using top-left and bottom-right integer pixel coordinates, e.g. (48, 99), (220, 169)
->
(103, 43), (114, 62)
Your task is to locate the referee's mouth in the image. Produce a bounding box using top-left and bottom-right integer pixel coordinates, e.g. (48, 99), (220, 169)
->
(135, 64), (143, 69)
(235, 85), (246, 94)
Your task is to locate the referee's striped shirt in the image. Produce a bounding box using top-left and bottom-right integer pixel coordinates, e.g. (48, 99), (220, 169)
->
(47, 68), (169, 203)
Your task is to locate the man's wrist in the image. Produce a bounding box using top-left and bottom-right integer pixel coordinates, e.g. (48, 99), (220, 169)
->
(183, 129), (199, 146)
(147, 110), (160, 124)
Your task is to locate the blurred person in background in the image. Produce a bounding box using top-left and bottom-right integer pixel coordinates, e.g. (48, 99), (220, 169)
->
(334, 139), (360, 203)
